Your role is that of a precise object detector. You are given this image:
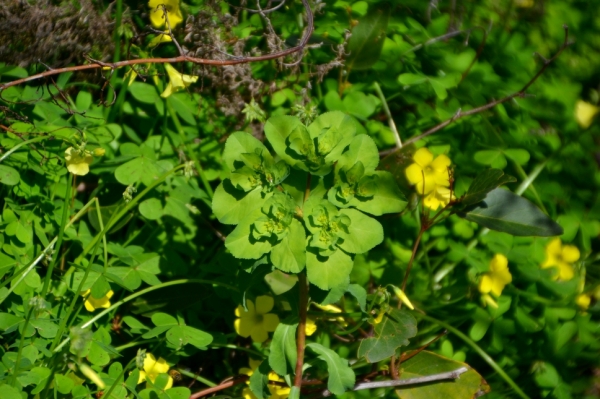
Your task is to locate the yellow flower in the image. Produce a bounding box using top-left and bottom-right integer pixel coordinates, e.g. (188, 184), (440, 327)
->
(93, 148), (106, 157)
(80, 289), (114, 312)
(479, 254), (512, 297)
(576, 294), (591, 310)
(267, 372), (290, 399)
(160, 63), (199, 98)
(235, 296), (280, 343)
(540, 238), (580, 281)
(575, 100), (600, 129)
(423, 185), (454, 211)
(311, 303), (347, 326)
(149, 31), (173, 47)
(392, 286), (414, 310)
(65, 147), (93, 176)
(405, 148), (451, 195)
(148, 0), (183, 29)
(137, 353), (174, 389)
(305, 318), (317, 336)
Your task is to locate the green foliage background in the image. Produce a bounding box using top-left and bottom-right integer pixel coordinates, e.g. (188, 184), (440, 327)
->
(0, 0), (599, 398)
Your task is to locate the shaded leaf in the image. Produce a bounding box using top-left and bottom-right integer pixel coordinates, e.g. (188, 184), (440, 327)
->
(346, 4), (390, 70)
(269, 320), (298, 376)
(307, 343), (355, 396)
(358, 309), (417, 363)
(461, 169), (516, 207)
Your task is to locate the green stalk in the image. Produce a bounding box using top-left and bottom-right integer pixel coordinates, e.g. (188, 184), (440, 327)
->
(373, 82), (402, 149)
(177, 368), (218, 388)
(0, 136), (47, 163)
(10, 307), (34, 385)
(165, 99), (214, 198)
(419, 314), (531, 399)
(52, 279), (238, 353)
(41, 174), (73, 297)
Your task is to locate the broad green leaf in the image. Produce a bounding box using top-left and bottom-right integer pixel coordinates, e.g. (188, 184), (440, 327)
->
(225, 208), (272, 259)
(460, 169), (516, 207)
(271, 219), (306, 273)
(139, 198), (163, 220)
(0, 313), (23, 331)
(395, 351), (490, 399)
(166, 325), (213, 349)
(307, 343), (355, 396)
(504, 148), (530, 165)
(342, 91), (378, 120)
(30, 319), (58, 339)
(337, 134), (379, 173)
(357, 309), (417, 363)
(347, 284), (367, 311)
(462, 188), (563, 236)
(307, 111), (357, 163)
(398, 73), (428, 85)
(0, 165), (20, 185)
(306, 249), (354, 291)
(212, 181), (267, 225)
(17, 366), (51, 388)
(114, 156), (161, 186)
(152, 312), (178, 326)
(346, 4), (390, 70)
(162, 387), (192, 399)
(473, 150), (507, 169)
(223, 131), (272, 171)
(249, 361), (271, 399)
(55, 373), (75, 394)
(338, 209), (383, 254)
(269, 320), (298, 376)
(265, 270), (298, 295)
(264, 115), (304, 166)
(356, 171), (407, 215)
(129, 82), (160, 104)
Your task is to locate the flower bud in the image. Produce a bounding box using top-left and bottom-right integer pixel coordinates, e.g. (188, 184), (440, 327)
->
(93, 147), (106, 157)
(393, 286), (414, 310)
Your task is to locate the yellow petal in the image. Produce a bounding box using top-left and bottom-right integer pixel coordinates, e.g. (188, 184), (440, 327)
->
(255, 296), (274, 314)
(149, 32), (173, 47)
(143, 353), (158, 374)
(243, 387), (259, 399)
(164, 63), (198, 92)
(575, 100), (600, 129)
(479, 274), (493, 294)
(80, 289), (91, 297)
(137, 370), (147, 384)
(262, 313), (280, 332)
(412, 148), (433, 167)
(405, 164), (424, 185)
(305, 318), (317, 336)
(250, 326), (268, 343)
(84, 299), (96, 312)
(148, 0), (183, 29)
(545, 238), (562, 258)
(249, 358), (262, 371)
(576, 294), (591, 309)
(65, 147), (93, 176)
(489, 254), (508, 272)
(234, 318), (253, 338)
(160, 82), (175, 98)
(562, 245), (580, 263)
(430, 154), (451, 170)
(558, 263), (574, 281)
(165, 375), (174, 390)
(489, 278), (506, 297)
(481, 294), (498, 308)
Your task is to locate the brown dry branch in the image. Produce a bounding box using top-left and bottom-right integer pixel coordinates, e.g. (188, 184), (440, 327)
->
(0, 0), (315, 92)
(379, 25), (572, 157)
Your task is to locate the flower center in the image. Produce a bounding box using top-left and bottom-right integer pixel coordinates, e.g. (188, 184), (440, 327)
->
(254, 314), (264, 324)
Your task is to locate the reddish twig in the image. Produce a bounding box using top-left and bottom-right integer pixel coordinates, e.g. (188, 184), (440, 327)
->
(380, 25), (572, 156)
(0, 0), (314, 92)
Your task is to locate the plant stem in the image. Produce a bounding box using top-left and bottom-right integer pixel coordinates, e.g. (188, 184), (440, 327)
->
(41, 173), (72, 297)
(11, 307), (34, 385)
(419, 313), (531, 399)
(0, 136), (47, 163)
(52, 279), (238, 353)
(373, 82), (401, 149)
(176, 368), (217, 388)
(294, 272), (308, 389)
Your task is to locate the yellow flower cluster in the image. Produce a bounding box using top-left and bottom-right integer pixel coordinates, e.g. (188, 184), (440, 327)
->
(405, 147), (454, 210)
(65, 146), (105, 176)
(478, 254), (512, 308)
(541, 238), (580, 281)
(240, 360), (290, 399)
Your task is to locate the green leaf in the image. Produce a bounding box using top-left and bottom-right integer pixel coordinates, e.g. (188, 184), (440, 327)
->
(461, 169), (516, 207)
(264, 115), (304, 166)
(17, 366), (51, 388)
(139, 198), (163, 220)
(265, 270), (298, 295)
(357, 309), (417, 363)
(347, 284), (367, 311)
(337, 134), (379, 173)
(55, 373), (75, 394)
(398, 73), (428, 85)
(0, 165), (20, 186)
(306, 249), (354, 291)
(269, 320), (298, 376)
(474, 150), (506, 169)
(461, 188), (563, 236)
(307, 111), (357, 163)
(395, 351), (490, 399)
(166, 325), (213, 349)
(225, 208), (272, 259)
(504, 148), (530, 165)
(114, 156), (162, 186)
(162, 387), (192, 399)
(249, 361), (271, 399)
(223, 131), (272, 171)
(306, 343), (355, 396)
(30, 319), (58, 339)
(0, 313), (23, 331)
(129, 82), (160, 104)
(212, 181), (267, 225)
(338, 209), (383, 254)
(152, 312), (179, 326)
(346, 4), (390, 70)
(271, 218), (306, 273)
